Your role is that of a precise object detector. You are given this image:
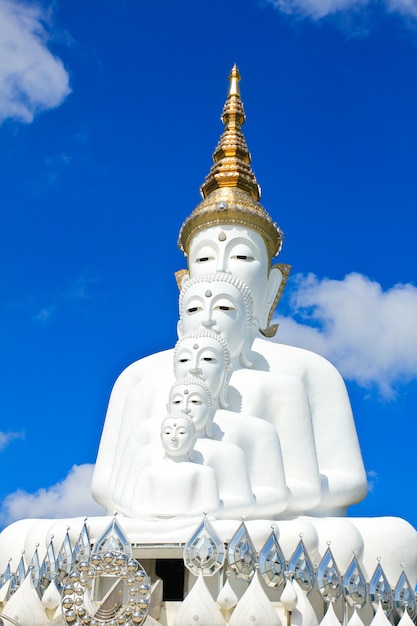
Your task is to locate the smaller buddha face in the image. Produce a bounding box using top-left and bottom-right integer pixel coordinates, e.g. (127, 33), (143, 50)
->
(169, 384), (209, 434)
(161, 416), (195, 459)
(174, 336), (227, 401)
(179, 278), (248, 360)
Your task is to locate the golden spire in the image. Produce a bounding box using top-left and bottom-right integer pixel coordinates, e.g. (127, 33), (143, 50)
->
(200, 64), (260, 201)
(178, 66), (283, 260)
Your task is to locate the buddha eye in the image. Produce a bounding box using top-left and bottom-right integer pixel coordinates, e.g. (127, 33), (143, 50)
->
(231, 253), (255, 262)
(172, 399), (181, 405)
(216, 305), (233, 311)
(202, 357), (214, 362)
(187, 306), (201, 314)
(179, 357), (189, 363)
(197, 257), (210, 262)
(191, 399), (202, 404)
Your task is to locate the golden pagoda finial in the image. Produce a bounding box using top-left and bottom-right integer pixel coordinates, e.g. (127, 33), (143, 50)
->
(178, 67), (284, 260)
(228, 64), (241, 97)
(200, 64), (260, 201)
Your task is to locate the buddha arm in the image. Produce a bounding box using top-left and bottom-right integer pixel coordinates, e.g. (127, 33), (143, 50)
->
(302, 350), (368, 511)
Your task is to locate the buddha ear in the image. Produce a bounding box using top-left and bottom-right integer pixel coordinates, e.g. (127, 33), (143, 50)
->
(261, 266), (283, 330)
(177, 274), (190, 339)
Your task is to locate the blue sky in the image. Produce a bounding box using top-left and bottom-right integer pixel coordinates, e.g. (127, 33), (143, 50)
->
(0, 0), (416, 533)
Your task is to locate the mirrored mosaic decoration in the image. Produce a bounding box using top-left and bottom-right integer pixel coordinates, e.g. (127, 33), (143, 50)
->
(226, 521), (257, 580)
(61, 552), (151, 626)
(258, 529), (285, 589)
(288, 539), (315, 593)
(183, 516), (225, 576)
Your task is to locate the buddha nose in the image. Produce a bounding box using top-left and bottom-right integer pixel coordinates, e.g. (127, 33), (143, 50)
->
(216, 250), (230, 273)
(201, 304), (215, 328)
(189, 357), (201, 375)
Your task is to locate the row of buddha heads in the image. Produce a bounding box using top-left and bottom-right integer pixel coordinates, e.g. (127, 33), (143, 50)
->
(163, 277), (253, 461)
(161, 223), (284, 461)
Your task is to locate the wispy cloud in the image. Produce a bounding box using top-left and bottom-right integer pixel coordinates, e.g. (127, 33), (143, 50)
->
(366, 470), (379, 493)
(0, 0), (70, 124)
(275, 272), (417, 397)
(34, 269), (99, 323)
(1, 464), (104, 525)
(63, 271), (99, 302)
(45, 152), (72, 185)
(264, 0), (417, 22)
(0, 431), (24, 451)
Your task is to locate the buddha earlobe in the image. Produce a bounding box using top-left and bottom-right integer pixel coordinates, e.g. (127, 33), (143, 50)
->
(260, 264), (291, 337)
(261, 267), (283, 329)
(177, 319), (184, 339)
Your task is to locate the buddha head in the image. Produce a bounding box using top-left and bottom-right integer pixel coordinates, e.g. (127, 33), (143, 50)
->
(173, 330), (231, 408)
(178, 272), (256, 367)
(177, 66), (286, 337)
(160, 412), (196, 461)
(168, 376), (215, 437)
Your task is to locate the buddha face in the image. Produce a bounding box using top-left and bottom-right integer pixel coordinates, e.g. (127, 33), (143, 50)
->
(169, 384), (210, 434)
(179, 276), (250, 361)
(188, 225), (282, 330)
(174, 335), (228, 402)
(161, 416), (195, 459)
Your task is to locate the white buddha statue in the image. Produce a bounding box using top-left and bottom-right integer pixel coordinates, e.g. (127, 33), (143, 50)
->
(93, 69), (366, 517)
(98, 264), (304, 518)
(126, 413), (221, 519)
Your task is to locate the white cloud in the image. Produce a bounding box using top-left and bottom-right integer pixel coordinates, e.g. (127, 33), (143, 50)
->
(1, 464), (104, 525)
(0, 431), (24, 451)
(385, 0), (417, 17)
(266, 0), (366, 19)
(265, 0), (417, 21)
(0, 0), (70, 124)
(275, 272), (417, 397)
